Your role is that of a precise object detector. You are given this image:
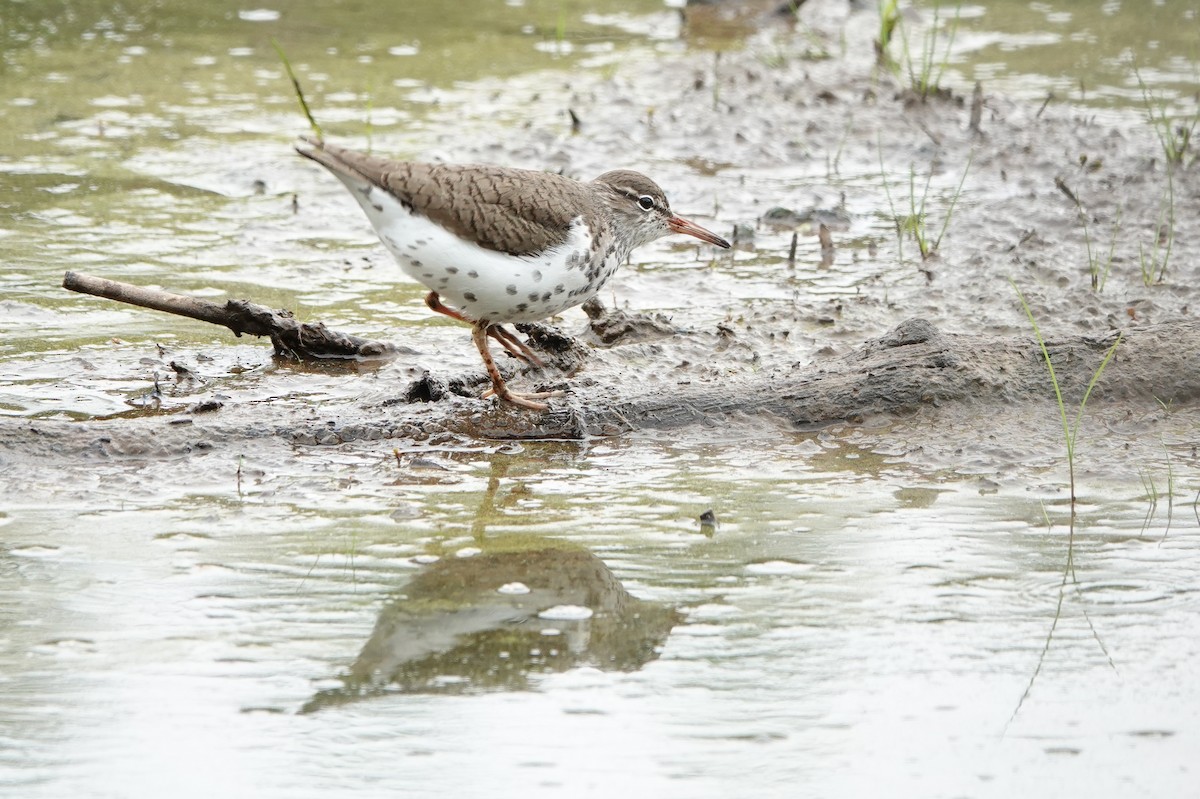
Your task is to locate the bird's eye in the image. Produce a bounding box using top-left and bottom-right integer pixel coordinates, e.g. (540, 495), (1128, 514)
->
(637, 195), (655, 211)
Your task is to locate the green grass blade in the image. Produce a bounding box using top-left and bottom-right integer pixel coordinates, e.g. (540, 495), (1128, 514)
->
(272, 38), (324, 141)
(1068, 332), (1122, 452)
(933, 148), (972, 251)
(1011, 282), (1072, 461)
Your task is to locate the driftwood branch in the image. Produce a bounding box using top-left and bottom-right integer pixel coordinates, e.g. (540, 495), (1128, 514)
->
(62, 270), (394, 360)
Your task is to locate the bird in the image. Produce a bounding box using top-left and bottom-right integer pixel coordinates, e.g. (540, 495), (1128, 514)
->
(295, 137), (731, 410)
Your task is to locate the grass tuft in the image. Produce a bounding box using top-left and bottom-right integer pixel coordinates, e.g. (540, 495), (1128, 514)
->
(1011, 281), (1122, 511)
(879, 147), (972, 261)
(1138, 169), (1176, 285)
(1006, 282), (1123, 726)
(874, 0), (900, 73)
(1135, 64), (1198, 168)
(1055, 176), (1120, 291)
(878, 1), (963, 100)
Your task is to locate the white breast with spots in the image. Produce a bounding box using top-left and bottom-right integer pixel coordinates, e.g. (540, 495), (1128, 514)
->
(348, 182), (612, 324)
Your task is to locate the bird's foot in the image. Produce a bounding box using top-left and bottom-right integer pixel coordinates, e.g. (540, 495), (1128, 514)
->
(481, 386), (566, 411)
(471, 322), (557, 411)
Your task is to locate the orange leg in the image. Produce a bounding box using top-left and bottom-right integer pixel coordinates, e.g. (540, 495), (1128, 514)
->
(425, 292), (543, 367)
(470, 323), (558, 411)
(425, 290), (471, 323)
(487, 323), (545, 367)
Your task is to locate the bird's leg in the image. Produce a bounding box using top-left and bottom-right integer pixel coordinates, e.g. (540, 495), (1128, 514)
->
(425, 291), (471, 323)
(426, 291), (542, 367)
(471, 323), (556, 411)
(487, 324), (545, 368)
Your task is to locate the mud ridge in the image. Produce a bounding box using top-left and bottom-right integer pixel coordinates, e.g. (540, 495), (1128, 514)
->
(5, 317), (1197, 457)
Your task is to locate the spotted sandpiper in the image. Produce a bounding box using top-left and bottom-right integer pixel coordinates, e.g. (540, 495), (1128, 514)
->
(295, 137), (730, 410)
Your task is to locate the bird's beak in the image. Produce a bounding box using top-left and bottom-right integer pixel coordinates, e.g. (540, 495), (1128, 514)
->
(668, 215), (731, 249)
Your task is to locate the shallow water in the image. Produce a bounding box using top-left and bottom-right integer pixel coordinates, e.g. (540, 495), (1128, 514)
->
(3, 428), (1198, 796)
(3, 1), (1200, 796)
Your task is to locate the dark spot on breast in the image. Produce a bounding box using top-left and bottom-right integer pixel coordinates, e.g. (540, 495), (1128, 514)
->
(516, 303), (528, 312)
(541, 292), (551, 302)
(532, 270), (542, 282)
(464, 292), (477, 302)
(446, 266), (458, 274)
(554, 284), (565, 294)
(438, 277), (449, 287)
(412, 260), (423, 268)
(527, 292), (540, 302)
(468, 270), (479, 278)
(407, 244), (419, 250)
(422, 272), (433, 279)
(506, 284), (517, 295)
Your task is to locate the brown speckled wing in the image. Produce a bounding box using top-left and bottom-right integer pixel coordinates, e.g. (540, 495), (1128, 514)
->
(303, 141), (596, 257)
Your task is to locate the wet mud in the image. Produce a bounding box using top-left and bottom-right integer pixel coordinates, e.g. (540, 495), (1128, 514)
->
(5, 4), (1198, 476)
(8, 313), (1199, 465)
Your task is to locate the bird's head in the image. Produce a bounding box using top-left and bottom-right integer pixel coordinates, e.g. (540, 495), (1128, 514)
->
(593, 170), (730, 251)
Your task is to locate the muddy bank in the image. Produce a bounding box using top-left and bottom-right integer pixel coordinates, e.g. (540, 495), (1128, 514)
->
(4, 314), (1197, 458)
(7, 3), (1199, 467)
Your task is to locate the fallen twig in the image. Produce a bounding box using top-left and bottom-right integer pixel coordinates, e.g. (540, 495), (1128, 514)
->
(61, 270), (394, 360)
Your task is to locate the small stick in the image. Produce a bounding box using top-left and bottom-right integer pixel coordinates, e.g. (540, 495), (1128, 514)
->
(787, 231), (798, 268)
(64, 270), (243, 328)
(968, 81), (983, 136)
(62, 271), (392, 360)
(1036, 92), (1054, 119)
(818, 224), (835, 267)
(917, 121), (941, 146)
(1054, 176), (1079, 206)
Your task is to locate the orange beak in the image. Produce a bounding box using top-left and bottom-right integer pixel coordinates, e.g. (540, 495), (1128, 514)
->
(668, 215), (731, 248)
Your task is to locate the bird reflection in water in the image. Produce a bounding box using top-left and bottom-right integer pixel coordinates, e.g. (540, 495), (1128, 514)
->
(302, 455), (679, 712)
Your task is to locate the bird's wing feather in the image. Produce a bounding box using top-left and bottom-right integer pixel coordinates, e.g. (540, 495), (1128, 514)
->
(298, 140), (595, 256)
